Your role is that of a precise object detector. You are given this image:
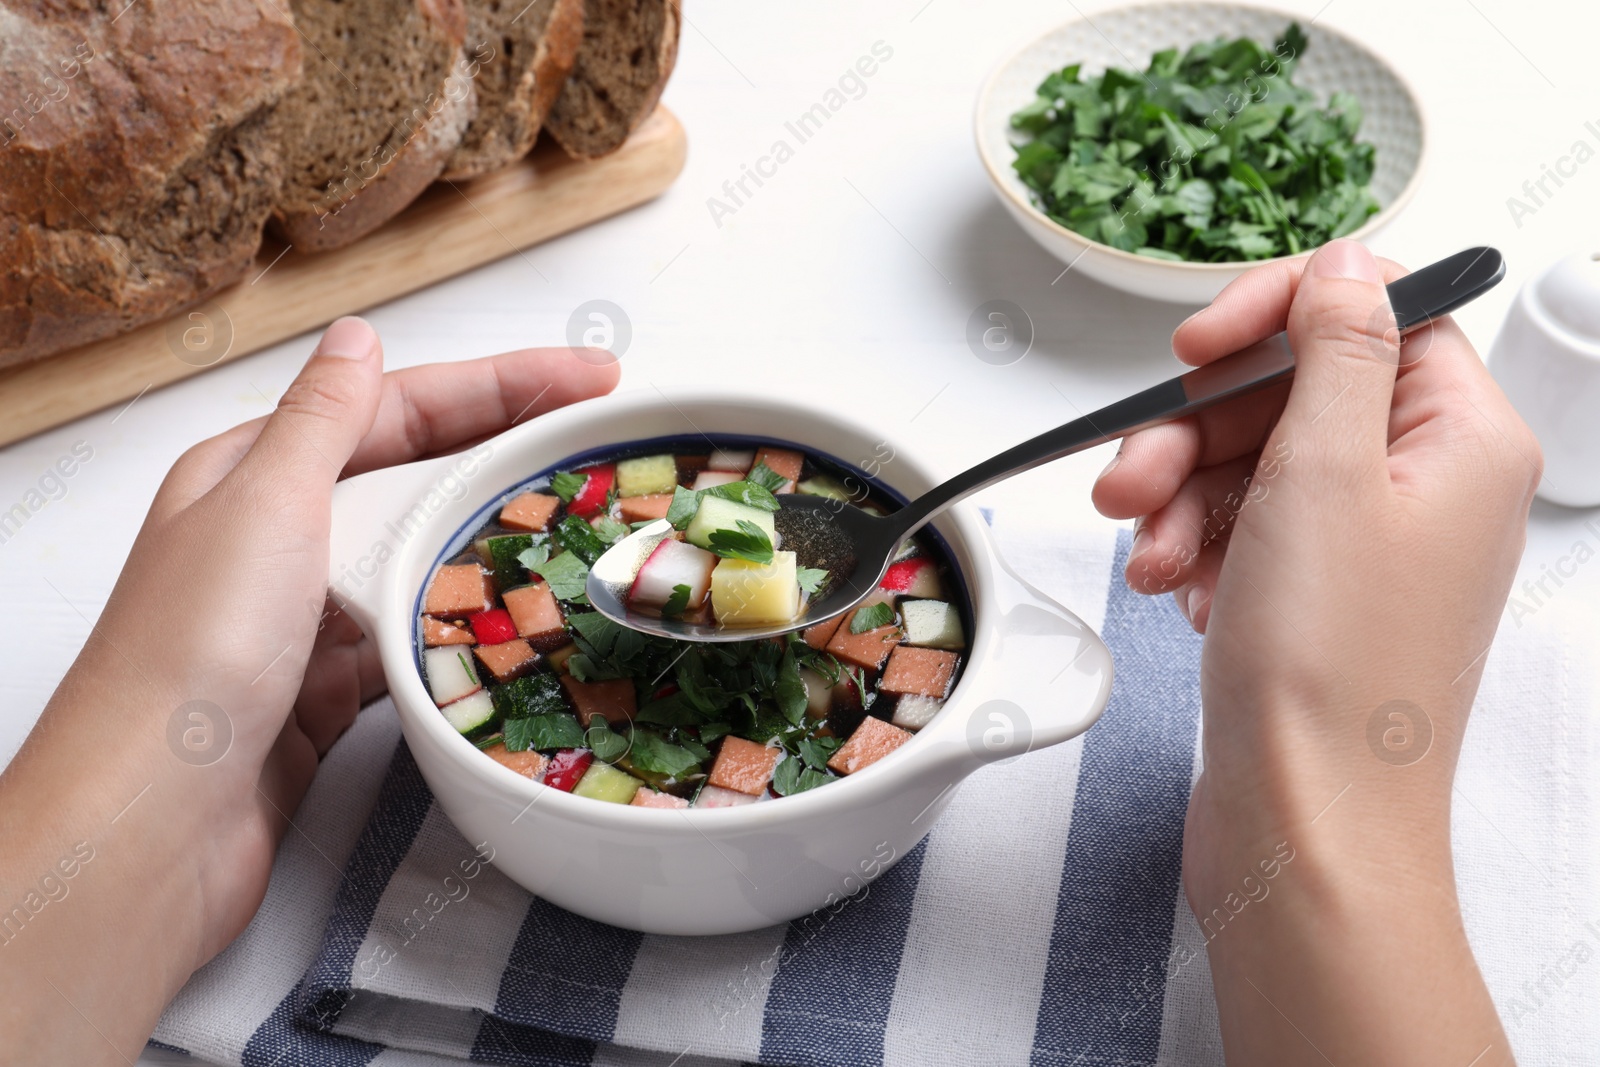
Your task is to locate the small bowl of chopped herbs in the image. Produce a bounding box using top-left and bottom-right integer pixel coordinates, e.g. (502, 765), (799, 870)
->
(975, 4), (1425, 303)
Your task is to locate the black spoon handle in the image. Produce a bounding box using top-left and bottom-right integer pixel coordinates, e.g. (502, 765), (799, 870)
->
(886, 247), (1506, 541)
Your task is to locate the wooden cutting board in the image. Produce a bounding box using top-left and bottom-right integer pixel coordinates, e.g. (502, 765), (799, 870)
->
(0, 107), (687, 448)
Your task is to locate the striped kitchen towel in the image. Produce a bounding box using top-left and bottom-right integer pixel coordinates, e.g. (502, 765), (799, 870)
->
(149, 519), (1600, 1067)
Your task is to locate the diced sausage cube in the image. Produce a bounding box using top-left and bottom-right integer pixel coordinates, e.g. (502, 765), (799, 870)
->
(825, 608), (902, 670)
(802, 615), (843, 651)
(631, 788), (690, 809)
(827, 716), (912, 775)
(558, 675), (637, 727)
(481, 742), (548, 780)
(618, 494), (674, 523)
(473, 639), (537, 684)
(424, 564), (493, 617)
(499, 492), (561, 532)
(422, 617), (474, 646)
(708, 736), (782, 796)
(502, 584), (566, 649)
(753, 447), (803, 490)
(881, 647), (959, 699)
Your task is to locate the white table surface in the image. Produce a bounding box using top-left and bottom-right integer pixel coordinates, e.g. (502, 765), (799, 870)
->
(0, 1), (1594, 1062)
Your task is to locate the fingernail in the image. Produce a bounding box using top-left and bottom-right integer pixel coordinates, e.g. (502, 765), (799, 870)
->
(1097, 448), (1121, 481)
(315, 316), (377, 361)
(1185, 584), (1208, 624)
(1130, 524), (1153, 560)
(1311, 240), (1382, 284)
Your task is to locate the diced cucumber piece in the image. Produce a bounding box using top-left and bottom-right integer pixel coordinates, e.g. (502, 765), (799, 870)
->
(901, 599), (964, 650)
(797, 475), (851, 501)
(616, 454), (678, 497)
(553, 514), (608, 565)
(710, 551), (799, 625)
(685, 495), (776, 551)
(441, 689), (495, 733)
(572, 760), (644, 804)
(890, 694), (942, 731)
(478, 533), (538, 589)
(545, 643), (578, 673)
(423, 646), (481, 705)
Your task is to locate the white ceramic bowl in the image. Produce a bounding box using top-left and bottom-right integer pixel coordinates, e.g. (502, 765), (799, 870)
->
(326, 391), (1114, 935)
(975, 2), (1427, 303)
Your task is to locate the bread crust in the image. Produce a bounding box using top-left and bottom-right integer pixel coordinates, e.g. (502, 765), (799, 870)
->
(0, 0), (301, 368)
(545, 0), (681, 161)
(443, 0), (586, 180)
(272, 0), (478, 253)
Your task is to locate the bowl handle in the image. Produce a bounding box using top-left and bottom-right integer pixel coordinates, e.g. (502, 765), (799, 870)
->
(326, 449), (490, 634)
(954, 540), (1114, 764)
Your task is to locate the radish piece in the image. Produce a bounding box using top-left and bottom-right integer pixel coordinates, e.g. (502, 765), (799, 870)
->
(880, 557), (941, 598)
(629, 539), (717, 610)
(706, 449), (753, 472)
(694, 784), (759, 808)
(543, 749), (593, 791)
(891, 694), (943, 731)
(567, 465), (615, 517)
(692, 469), (743, 491)
(468, 608), (518, 645)
(423, 646), (482, 706)
(441, 690), (495, 733)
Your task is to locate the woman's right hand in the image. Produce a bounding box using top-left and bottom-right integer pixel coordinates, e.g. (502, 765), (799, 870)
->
(1093, 240), (1539, 1067)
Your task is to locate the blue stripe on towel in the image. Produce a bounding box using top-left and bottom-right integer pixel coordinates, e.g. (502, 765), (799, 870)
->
(480, 897), (644, 1045)
(244, 978), (383, 1066)
(295, 741), (436, 1033)
(758, 840), (929, 1067)
(468, 1012), (598, 1066)
(1030, 529), (1201, 1066)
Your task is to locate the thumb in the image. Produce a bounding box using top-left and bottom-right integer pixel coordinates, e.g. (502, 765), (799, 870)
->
(236, 317), (384, 492)
(1280, 240), (1398, 465)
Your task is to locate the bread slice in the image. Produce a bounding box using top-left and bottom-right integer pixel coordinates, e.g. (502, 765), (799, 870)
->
(272, 0), (477, 252)
(0, 1), (300, 368)
(444, 0), (585, 180)
(544, 0), (680, 160)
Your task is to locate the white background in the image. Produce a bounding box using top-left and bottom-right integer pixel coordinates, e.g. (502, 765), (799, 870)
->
(0, 0), (1596, 1060)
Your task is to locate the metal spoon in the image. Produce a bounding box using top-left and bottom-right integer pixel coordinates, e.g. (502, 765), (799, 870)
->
(588, 246), (1505, 642)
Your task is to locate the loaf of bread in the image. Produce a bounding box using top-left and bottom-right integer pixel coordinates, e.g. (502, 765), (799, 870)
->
(445, 0), (585, 180)
(545, 0), (681, 160)
(272, 0), (478, 252)
(0, 0), (301, 369)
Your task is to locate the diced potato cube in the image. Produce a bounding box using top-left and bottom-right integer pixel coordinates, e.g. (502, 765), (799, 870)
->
(424, 564), (493, 617)
(573, 761), (643, 804)
(753, 447), (803, 489)
(901, 600), (965, 649)
(827, 716), (913, 775)
(710, 552), (800, 626)
(881, 646), (959, 699)
(708, 736), (782, 795)
(631, 788), (689, 809)
(798, 667), (832, 718)
(559, 675), (637, 727)
(684, 495), (776, 551)
(500, 492), (561, 532)
(694, 784), (759, 808)
(616, 454), (678, 497)
(890, 694), (943, 731)
(473, 639), (536, 684)
(422, 617), (474, 646)
(502, 584), (566, 649)
(481, 742), (549, 780)
(706, 449), (753, 472)
(618, 494), (674, 523)
(423, 646), (482, 705)
(824, 607), (902, 670)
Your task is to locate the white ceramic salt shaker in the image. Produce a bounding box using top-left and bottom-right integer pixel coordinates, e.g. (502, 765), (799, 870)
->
(1489, 252), (1600, 508)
